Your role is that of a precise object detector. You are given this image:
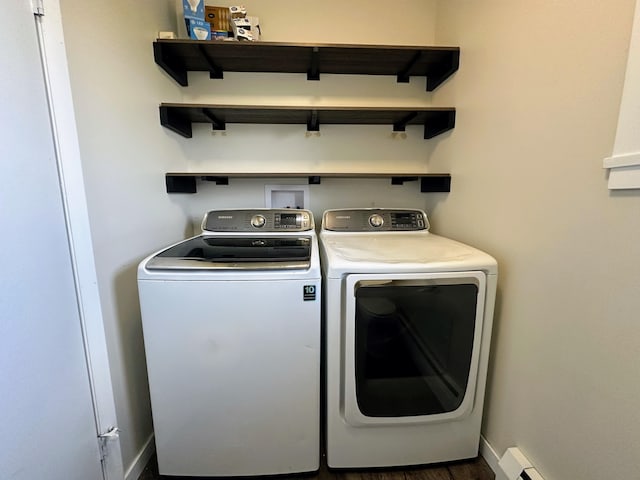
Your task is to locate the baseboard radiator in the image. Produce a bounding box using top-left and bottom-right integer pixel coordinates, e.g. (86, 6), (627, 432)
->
(496, 447), (545, 480)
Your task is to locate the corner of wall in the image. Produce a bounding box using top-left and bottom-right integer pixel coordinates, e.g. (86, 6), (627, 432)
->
(124, 433), (155, 480)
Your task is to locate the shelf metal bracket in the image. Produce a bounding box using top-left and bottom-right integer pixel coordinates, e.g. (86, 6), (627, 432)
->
(159, 106), (192, 138)
(202, 176), (229, 185)
(424, 110), (456, 139)
(307, 110), (320, 131)
(420, 174), (451, 192)
(166, 175), (196, 193)
(397, 51), (422, 83)
(307, 47), (320, 81)
(197, 45), (224, 79)
(391, 176), (419, 185)
(426, 49), (460, 91)
(202, 108), (226, 130)
(153, 43), (188, 86)
(393, 112), (418, 132)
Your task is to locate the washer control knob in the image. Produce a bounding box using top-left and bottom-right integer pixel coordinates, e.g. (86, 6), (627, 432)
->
(251, 214), (266, 228)
(369, 214), (384, 228)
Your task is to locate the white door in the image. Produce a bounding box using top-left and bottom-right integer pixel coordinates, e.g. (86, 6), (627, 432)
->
(0, 1), (107, 479)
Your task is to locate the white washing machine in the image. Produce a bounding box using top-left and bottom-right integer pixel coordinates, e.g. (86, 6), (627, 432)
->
(137, 209), (321, 477)
(319, 208), (497, 468)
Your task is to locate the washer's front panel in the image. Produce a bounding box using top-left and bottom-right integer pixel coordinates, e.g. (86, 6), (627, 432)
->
(139, 278), (321, 476)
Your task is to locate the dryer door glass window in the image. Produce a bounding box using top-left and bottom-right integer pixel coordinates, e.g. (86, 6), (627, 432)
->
(354, 280), (479, 417)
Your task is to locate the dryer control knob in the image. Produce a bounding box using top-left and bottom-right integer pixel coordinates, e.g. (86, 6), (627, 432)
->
(251, 214), (266, 228)
(369, 214), (384, 228)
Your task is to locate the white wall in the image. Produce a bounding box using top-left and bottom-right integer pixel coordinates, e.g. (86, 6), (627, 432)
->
(431, 2), (640, 479)
(57, 0), (441, 473)
(59, 0), (191, 472)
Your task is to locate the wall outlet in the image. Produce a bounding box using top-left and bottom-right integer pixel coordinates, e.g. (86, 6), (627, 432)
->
(265, 184), (309, 209)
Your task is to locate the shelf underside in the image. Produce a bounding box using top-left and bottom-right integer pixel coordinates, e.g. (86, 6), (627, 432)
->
(153, 40), (459, 91)
(159, 104), (456, 139)
(165, 173), (452, 194)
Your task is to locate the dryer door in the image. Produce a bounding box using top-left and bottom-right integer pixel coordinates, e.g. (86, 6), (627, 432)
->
(342, 271), (486, 426)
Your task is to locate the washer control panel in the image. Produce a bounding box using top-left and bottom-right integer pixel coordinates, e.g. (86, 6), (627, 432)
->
(203, 209), (314, 232)
(322, 208), (429, 232)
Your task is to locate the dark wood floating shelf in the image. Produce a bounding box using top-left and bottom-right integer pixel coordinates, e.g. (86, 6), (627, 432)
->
(165, 172), (451, 194)
(153, 39), (459, 91)
(160, 103), (456, 139)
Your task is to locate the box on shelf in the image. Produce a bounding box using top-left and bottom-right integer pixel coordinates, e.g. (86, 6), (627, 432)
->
(177, 0), (212, 40)
(183, 0), (204, 18)
(230, 15), (260, 40)
(234, 27), (253, 41)
(189, 18), (211, 40)
(178, 3), (258, 41)
(205, 6), (230, 32)
(229, 5), (247, 18)
(230, 17), (249, 35)
(211, 30), (229, 39)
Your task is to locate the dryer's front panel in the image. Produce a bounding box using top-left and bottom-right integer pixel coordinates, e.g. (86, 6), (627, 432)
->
(342, 271), (486, 426)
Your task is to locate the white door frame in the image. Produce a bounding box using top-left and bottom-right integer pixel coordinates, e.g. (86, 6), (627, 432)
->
(34, 1), (124, 478)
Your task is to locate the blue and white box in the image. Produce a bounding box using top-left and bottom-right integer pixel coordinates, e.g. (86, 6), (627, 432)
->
(189, 18), (211, 40)
(183, 0), (204, 20)
(182, 0), (211, 40)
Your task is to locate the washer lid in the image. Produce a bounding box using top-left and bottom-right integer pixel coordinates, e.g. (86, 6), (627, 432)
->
(146, 235), (312, 270)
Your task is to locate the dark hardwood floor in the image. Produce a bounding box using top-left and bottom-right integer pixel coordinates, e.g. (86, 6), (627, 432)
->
(138, 455), (495, 480)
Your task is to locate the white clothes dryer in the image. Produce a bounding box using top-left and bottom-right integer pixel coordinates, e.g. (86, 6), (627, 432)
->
(138, 209), (321, 477)
(319, 208), (497, 468)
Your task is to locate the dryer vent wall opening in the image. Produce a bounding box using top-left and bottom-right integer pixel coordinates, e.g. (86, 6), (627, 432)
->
(496, 447), (545, 480)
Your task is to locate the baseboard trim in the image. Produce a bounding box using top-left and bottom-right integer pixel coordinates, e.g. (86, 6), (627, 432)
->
(124, 433), (155, 480)
(479, 434), (500, 474)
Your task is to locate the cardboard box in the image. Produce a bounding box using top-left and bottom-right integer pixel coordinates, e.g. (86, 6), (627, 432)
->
(231, 15), (260, 40)
(229, 5), (247, 18)
(183, 0), (204, 20)
(205, 6), (230, 32)
(189, 18), (211, 40)
(211, 30), (229, 39)
(230, 17), (250, 35)
(234, 27), (253, 41)
(180, 0), (211, 40)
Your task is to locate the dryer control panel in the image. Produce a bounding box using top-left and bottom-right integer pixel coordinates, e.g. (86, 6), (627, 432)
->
(322, 209), (430, 232)
(202, 209), (314, 232)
